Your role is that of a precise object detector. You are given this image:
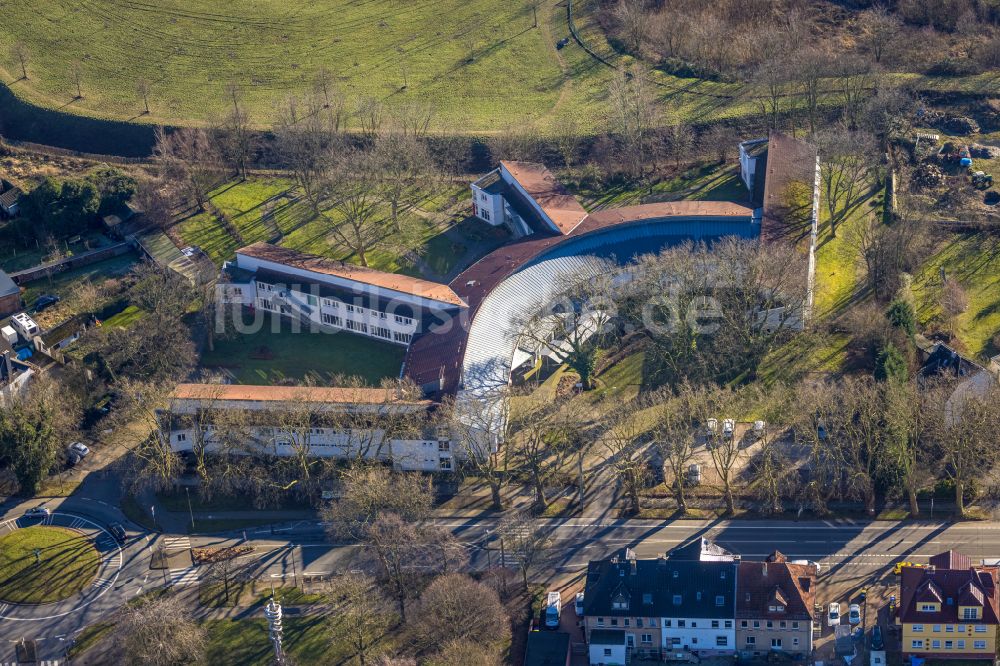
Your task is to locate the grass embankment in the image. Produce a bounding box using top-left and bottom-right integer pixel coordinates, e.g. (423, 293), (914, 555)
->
(0, 526), (100, 604)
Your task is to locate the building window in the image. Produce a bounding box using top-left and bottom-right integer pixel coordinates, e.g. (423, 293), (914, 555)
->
(176, 433), (186, 442)
(945, 641), (953, 649)
(691, 638), (698, 645)
(958, 625), (966, 632)
(597, 618), (604, 627)
(741, 621), (749, 629)
(766, 621), (774, 629)
(771, 639), (782, 648)
(780, 621), (787, 629)
(346, 320), (368, 333)
(642, 634), (652, 644)
(306, 294), (318, 306)
(231, 287), (243, 296)
(725, 621), (732, 628)
(346, 304), (356, 313)
(322, 313), (342, 327)
(946, 625), (954, 633)
(663, 620), (671, 628)
(920, 604), (937, 612)
(966, 608), (981, 620)
(394, 314), (412, 325)
(912, 625), (924, 633)
(958, 640), (966, 649)
(374, 326), (391, 339)
(932, 640), (941, 649)
(792, 621), (799, 629)
(259, 299), (273, 310)
(746, 637), (756, 646)
(482, 209), (491, 221)
(636, 618), (643, 628)
(911, 640), (924, 649)
(394, 332), (412, 344)
(438, 441), (450, 451)
(670, 638), (680, 646)
(716, 595), (725, 607)
(610, 619), (617, 627)
(975, 625), (987, 632)
(257, 282), (272, 292)
(603, 649), (612, 657)
(678, 620), (685, 628)
(439, 458), (452, 470)
(716, 636), (727, 647)
(673, 595), (682, 606)
(753, 621), (761, 629)
(933, 625), (941, 633)
(712, 621), (719, 629)
(975, 641), (987, 650)
(793, 638), (799, 647)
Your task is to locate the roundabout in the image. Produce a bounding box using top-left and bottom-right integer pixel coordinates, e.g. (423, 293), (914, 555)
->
(0, 512), (123, 621)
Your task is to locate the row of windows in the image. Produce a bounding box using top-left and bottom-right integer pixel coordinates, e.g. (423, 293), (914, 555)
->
(912, 625), (987, 633)
(595, 618), (733, 630)
(919, 604), (980, 619)
(741, 620), (801, 630)
(746, 637), (799, 648)
(257, 284), (416, 326)
(911, 639), (987, 650)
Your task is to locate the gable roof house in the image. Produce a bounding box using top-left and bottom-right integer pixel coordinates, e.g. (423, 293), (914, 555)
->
(736, 551), (817, 658)
(0, 179), (23, 217)
(899, 550), (1000, 661)
(0, 269), (21, 317)
(582, 543), (738, 663)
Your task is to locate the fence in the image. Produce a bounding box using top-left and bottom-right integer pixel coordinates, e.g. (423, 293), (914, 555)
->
(9, 242), (132, 284)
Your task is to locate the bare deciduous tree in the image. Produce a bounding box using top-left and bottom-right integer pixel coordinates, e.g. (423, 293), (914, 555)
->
(601, 402), (650, 516)
(608, 64), (658, 178)
(497, 509), (549, 590)
(153, 126), (222, 211)
(274, 93), (341, 212)
(11, 42), (29, 79)
(109, 593), (206, 666)
(816, 128), (874, 237)
(409, 573), (510, 653)
(858, 3), (902, 64)
(325, 573), (395, 666)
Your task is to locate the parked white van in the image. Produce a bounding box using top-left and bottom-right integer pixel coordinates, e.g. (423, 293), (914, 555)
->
(544, 591), (561, 628)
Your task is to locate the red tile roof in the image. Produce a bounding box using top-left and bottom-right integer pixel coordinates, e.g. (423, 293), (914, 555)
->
(899, 554), (1000, 625)
(501, 161), (588, 235)
(171, 383), (433, 407)
(236, 243), (466, 307)
(760, 132), (819, 246)
(737, 559), (816, 620)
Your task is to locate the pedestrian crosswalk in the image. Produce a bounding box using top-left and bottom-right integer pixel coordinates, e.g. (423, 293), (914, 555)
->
(1, 662), (61, 666)
(69, 517), (87, 529)
(92, 577), (114, 590)
(162, 536), (191, 553)
(168, 567), (200, 586)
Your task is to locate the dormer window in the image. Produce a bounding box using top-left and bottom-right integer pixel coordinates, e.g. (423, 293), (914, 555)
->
(613, 599), (629, 610)
(721, 570), (727, 579)
(716, 595), (725, 607)
(673, 594), (682, 606)
(920, 604), (938, 612)
(672, 570), (679, 578)
(963, 607), (980, 620)
(642, 593), (653, 605)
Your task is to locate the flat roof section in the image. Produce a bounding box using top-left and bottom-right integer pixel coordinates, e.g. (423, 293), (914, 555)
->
(501, 161), (588, 235)
(237, 243), (466, 308)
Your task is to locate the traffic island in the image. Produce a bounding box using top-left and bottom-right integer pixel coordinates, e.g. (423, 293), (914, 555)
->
(0, 526), (100, 604)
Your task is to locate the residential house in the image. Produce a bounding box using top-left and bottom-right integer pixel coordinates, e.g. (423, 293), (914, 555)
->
(219, 243), (467, 349)
(524, 631), (571, 666)
(33, 314), (91, 363)
(736, 551), (817, 658)
(0, 179), (22, 217)
(589, 630), (627, 666)
(0, 270), (21, 317)
(582, 541), (738, 663)
(471, 161), (588, 237)
(899, 550), (1000, 661)
(160, 383), (456, 472)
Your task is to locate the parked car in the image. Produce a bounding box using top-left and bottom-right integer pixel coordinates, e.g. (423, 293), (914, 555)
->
(687, 463), (702, 486)
(828, 602), (841, 627)
(791, 559), (822, 574)
(849, 603), (862, 625)
(544, 591), (562, 629)
(722, 418), (735, 439)
(108, 523), (127, 545)
(575, 592), (585, 617)
(705, 418), (718, 437)
(68, 442), (90, 459)
(871, 625), (885, 651)
(33, 295), (61, 312)
(752, 420), (766, 438)
(24, 506), (50, 519)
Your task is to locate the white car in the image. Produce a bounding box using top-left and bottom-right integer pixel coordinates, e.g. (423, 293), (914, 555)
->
(828, 602), (841, 627)
(752, 420), (766, 437)
(791, 559), (822, 574)
(849, 603), (861, 625)
(705, 418), (719, 436)
(575, 592), (585, 617)
(722, 419), (735, 439)
(68, 442), (90, 458)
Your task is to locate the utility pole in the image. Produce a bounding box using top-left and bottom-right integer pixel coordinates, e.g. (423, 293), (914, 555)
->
(185, 487), (195, 530)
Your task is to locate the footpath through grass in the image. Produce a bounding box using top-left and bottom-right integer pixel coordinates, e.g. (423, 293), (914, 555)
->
(0, 526), (100, 604)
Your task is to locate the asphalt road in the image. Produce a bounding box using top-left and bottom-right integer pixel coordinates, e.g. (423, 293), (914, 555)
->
(5, 495), (1000, 664)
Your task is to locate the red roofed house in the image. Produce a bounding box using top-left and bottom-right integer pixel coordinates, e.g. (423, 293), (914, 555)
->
(899, 551), (1000, 661)
(471, 161), (588, 237)
(736, 552), (817, 659)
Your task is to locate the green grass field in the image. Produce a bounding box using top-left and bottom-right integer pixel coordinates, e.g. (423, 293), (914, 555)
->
(0, 526), (100, 604)
(6, 0), (979, 133)
(203, 313), (406, 384)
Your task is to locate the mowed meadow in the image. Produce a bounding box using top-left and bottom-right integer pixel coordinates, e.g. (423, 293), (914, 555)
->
(0, 0), (621, 132)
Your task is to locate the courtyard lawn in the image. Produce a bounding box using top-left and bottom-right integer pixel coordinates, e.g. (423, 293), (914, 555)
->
(0, 526), (100, 604)
(202, 314), (406, 385)
(204, 617), (338, 666)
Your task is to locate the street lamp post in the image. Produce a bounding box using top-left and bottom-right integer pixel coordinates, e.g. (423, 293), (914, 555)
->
(185, 487), (195, 530)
